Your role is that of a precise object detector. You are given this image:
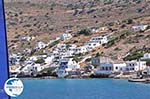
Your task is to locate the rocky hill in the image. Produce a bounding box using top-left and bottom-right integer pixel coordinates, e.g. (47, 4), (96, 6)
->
(4, 0), (150, 61)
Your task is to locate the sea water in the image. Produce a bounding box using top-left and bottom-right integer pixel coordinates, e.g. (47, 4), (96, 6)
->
(12, 79), (150, 99)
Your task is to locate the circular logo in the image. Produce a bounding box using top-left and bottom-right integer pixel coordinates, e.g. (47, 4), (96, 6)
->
(4, 78), (24, 97)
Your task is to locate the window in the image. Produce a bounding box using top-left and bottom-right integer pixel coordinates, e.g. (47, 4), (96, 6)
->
(102, 67), (105, 70)
(109, 67), (112, 70)
(116, 67), (118, 70)
(131, 68), (134, 70)
(106, 67), (108, 70)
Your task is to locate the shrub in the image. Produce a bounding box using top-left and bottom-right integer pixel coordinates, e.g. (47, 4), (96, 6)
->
(77, 28), (91, 36)
(20, 56), (26, 62)
(40, 67), (56, 74)
(85, 58), (91, 62)
(35, 59), (45, 64)
(146, 25), (150, 30)
(121, 24), (127, 28)
(107, 22), (115, 26)
(106, 30), (132, 48)
(95, 52), (101, 57)
(106, 39), (115, 48)
(114, 47), (122, 51)
(104, 0), (113, 5)
(126, 19), (133, 24)
(136, 8), (143, 13)
(73, 40), (78, 43)
(66, 44), (71, 49)
(122, 18), (133, 24)
(141, 59), (150, 66)
(124, 52), (144, 61)
(72, 56), (80, 63)
(49, 40), (60, 48)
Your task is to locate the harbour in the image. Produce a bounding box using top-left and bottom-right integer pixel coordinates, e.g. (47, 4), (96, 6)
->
(12, 79), (150, 99)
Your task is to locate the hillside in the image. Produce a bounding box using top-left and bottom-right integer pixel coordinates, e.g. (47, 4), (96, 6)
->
(4, 0), (150, 61)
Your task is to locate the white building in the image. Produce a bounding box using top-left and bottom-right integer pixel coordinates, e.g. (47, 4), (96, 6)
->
(113, 63), (127, 72)
(60, 33), (72, 41)
(20, 36), (35, 42)
(35, 41), (47, 49)
(21, 61), (45, 76)
(21, 61), (34, 76)
(32, 64), (45, 73)
(90, 36), (108, 44)
(68, 44), (77, 54)
(56, 58), (80, 77)
(126, 61), (147, 72)
(89, 26), (107, 33)
(141, 53), (150, 60)
(56, 44), (66, 51)
(75, 46), (88, 54)
(94, 63), (113, 75)
(146, 66), (150, 75)
(44, 55), (54, 64)
(59, 52), (71, 59)
(52, 50), (72, 60)
(52, 50), (60, 59)
(86, 41), (101, 49)
(132, 25), (148, 32)
(9, 54), (22, 66)
(29, 56), (38, 61)
(49, 40), (55, 44)
(56, 37), (61, 41)
(86, 36), (108, 49)
(67, 44), (88, 55)
(23, 48), (32, 54)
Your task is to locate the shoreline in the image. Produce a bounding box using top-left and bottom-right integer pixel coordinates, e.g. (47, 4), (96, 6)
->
(18, 76), (150, 84)
(18, 76), (128, 80)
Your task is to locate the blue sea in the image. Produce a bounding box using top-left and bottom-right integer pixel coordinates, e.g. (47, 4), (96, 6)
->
(11, 79), (150, 99)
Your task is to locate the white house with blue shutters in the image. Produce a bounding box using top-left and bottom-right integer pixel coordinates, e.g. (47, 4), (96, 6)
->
(56, 58), (80, 77)
(126, 61), (147, 72)
(86, 36), (108, 49)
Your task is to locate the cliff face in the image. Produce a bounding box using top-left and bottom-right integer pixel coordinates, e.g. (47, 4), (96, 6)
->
(4, 0), (150, 60)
